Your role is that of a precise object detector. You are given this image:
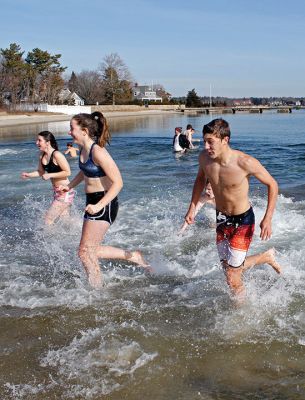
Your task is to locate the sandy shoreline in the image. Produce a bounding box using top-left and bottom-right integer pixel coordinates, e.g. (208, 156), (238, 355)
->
(0, 110), (177, 128)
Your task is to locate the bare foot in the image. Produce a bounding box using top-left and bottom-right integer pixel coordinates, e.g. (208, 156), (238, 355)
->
(127, 251), (153, 273)
(265, 248), (281, 274)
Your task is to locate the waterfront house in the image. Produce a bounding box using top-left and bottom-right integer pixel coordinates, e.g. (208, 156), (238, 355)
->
(232, 98), (253, 106)
(57, 88), (85, 106)
(132, 83), (163, 102)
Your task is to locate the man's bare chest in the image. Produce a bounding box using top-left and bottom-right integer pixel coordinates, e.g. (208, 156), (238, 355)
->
(205, 163), (247, 188)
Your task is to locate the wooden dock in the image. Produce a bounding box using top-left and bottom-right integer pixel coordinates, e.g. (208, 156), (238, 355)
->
(182, 106), (304, 115)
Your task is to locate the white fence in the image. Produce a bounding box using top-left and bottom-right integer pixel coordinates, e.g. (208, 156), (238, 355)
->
(13, 103), (92, 114)
(46, 105), (92, 114)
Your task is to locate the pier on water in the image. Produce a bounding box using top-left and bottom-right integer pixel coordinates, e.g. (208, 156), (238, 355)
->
(182, 105), (304, 115)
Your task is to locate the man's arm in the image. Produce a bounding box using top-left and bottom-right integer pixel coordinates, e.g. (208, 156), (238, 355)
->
(247, 157), (278, 240)
(185, 152), (206, 225)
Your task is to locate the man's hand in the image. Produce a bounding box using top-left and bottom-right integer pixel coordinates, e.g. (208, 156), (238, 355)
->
(185, 206), (196, 225)
(260, 217), (272, 240)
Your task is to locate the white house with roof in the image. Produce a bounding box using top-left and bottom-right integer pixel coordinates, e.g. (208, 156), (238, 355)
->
(132, 83), (163, 102)
(58, 88), (85, 106)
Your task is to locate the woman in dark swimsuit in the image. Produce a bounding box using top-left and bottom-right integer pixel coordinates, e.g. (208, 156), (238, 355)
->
(21, 131), (75, 224)
(59, 112), (150, 288)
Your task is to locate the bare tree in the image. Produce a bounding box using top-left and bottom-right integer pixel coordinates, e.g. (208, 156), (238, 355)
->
(74, 70), (104, 105)
(99, 53), (132, 105)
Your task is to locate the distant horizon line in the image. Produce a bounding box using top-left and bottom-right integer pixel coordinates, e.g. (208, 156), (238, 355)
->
(171, 94), (305, 99)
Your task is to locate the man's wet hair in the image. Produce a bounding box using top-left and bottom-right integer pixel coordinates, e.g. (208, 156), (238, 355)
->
(203, 119), (231, 140)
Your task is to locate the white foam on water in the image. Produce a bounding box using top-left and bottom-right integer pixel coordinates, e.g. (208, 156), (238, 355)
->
(39, 326), (157, 398)
(211, 194), (305, 343)
(0, 148), (27, 157)
(1, 189), (304, 348)
(4, 381), (57, 399)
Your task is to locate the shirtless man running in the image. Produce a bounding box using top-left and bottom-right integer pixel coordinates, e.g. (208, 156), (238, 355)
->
(185, 119), (281, 299)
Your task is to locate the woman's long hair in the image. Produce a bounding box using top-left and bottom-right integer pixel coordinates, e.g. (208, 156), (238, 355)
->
(38, 131), (58, 150)
(72, 112), (111, 148)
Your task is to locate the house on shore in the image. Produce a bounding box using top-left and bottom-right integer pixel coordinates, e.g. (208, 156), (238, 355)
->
(58, 88), (85, 106)
(132, 83), (163, 102)
(232, 98), (253, 106)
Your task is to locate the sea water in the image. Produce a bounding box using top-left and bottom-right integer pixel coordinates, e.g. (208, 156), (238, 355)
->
(0, 111), (304, 399)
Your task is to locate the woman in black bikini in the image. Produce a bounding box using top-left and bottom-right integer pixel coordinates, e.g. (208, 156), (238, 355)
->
(59, 112), (150, 287)
(21, 131), (75, 224)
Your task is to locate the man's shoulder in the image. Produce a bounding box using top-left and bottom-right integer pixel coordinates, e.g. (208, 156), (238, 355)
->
(234, 149), (260, 171)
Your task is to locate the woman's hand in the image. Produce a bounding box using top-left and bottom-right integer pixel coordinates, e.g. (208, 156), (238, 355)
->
(42, 173), (51, 181)
(56, 185), (70, 194)
(21, 172), (30, 179)
(85, 203), (103, 215)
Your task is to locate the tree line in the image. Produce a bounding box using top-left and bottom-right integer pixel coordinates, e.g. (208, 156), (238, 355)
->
(184, 89), (305, 107)
(0, 43), (135, 108)
(4, 43), (297, 110)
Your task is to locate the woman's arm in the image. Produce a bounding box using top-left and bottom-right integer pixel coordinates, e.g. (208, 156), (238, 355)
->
(57, 171), (84, 193)
(21, 171), (40, 178)
(68, 171), (85, 189)
(42, 151), (71, 180)
(85, 147), (123, 214)
(21, 157), (44, 179)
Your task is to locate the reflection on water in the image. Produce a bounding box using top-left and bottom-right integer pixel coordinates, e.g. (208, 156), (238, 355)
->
(0, 121), (70, 141)
(0, 112), (200, 141)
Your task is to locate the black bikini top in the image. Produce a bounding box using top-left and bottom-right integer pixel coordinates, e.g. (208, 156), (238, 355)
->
(42, 150), (62, 173)
(79, 143), (106, 178)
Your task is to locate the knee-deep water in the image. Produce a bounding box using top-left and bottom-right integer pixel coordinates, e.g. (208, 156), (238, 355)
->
(0, 111), (305, 399)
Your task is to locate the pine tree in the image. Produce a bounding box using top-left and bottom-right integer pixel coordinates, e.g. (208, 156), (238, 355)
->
(186, 88), (202, 107)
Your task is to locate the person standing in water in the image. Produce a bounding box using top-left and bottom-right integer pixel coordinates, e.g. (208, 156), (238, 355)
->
(59, 112), (150, 288)
(184, 124), (195, 149)
(64, 142), (79, 158)
(172, 127), (186, 153)
(179, 180), (215, 234)
(21, 131), (75, 225)
(184, 119), (281, 300)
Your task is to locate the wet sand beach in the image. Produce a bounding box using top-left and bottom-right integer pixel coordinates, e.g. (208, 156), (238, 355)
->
(0, 110), (176, 128)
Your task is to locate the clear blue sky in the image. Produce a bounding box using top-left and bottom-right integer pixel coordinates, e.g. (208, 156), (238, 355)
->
(1, 0), (305, 97)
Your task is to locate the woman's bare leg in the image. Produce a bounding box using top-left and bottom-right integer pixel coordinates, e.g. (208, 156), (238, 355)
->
(45, 201), (70, 225)
(79, 220), (150, 288)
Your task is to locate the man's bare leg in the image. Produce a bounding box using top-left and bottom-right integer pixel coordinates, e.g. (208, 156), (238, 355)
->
(222, 248), (281, 302)
(223, 263), (246, 300)
(242, 248), (281, 274)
